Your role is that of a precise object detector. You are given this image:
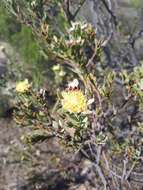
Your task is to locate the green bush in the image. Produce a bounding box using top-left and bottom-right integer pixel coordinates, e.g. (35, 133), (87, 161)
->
(2, 1), (143, 189)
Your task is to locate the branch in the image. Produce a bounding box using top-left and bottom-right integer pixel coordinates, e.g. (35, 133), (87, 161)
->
(64, 0), (86, 22)
(101, 0), (117, 26)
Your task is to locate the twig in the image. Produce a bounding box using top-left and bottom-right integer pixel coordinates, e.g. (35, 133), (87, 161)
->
(65, 0), (86, 22)
(88, 74), (103, 110)
(101, 0), (117, 26)
(88, 142), (96, 161)
(72, 0), (86, 20)
(93, 163), (108, 189)
(121, 159), (128, 182)
(86, 48), (97, 67)
(96, 145), (102, 164)
(103, 151), (122, 180)
(80, 148), (90, 159)
(125, 161), (137, 180)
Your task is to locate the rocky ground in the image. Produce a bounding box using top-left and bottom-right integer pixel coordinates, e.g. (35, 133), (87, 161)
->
(0, 119), (69, 190)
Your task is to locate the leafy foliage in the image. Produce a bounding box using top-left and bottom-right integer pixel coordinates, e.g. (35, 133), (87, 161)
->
(2, 0), (143, 189)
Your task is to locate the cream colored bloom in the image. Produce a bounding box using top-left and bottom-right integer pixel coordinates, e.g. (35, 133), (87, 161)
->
(68, 79), (79, 89)
(16, 79), (30, 93)
(61, 90), (87, 113)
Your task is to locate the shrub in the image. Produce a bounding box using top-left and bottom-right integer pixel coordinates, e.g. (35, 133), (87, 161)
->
(2, 1), (143, 189)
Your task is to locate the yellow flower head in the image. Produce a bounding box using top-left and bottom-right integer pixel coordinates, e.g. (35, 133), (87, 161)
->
(16, 79), (30, 93)
(61, 89), (87, 113)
